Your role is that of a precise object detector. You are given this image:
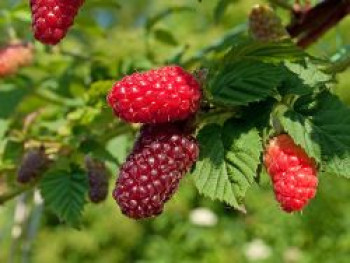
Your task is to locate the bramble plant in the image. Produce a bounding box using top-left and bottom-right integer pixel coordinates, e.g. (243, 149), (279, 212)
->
(0, 0), (350, 227)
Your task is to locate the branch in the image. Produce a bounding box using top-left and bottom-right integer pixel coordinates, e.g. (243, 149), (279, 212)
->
(297, 6), (348, 48)
(287, 0), (350, 48)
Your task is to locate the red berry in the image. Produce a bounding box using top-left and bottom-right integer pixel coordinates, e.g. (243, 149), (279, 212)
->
(264, 134), (318, 212)
(107, 66), (201, 124)
(0, 48), (18, 77)
(17, 147), (49, 184)
(85, 157), (109, 203)
(113, 123), (199, 219)
(30, 0), (85, 45)
(0, 43), (34, 78)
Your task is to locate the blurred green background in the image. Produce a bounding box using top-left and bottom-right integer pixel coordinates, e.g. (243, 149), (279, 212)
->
(1, 0), (350, 262)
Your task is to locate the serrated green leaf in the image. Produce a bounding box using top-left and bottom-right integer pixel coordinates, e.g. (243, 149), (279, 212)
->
(40, 168), (88, 225)
(279, 61), (332, 96)
(192, 122), (262, 211)
(193, 124), (240, 209)
(224, 38), (306, 64)
(206, 61), (284, 106)
(276, 91), (350, 178)
(223, 119), (262, 202)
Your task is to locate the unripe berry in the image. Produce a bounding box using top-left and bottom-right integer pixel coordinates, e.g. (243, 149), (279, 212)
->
(107, 66), (201, 124)
(17, 147), (49, 184)
(30, 0), (85, 45)
(85, 157), (109, 203)
(113, 123), (199, 219)
(264, 134), (318, 212)
(249, 4), (288, 42)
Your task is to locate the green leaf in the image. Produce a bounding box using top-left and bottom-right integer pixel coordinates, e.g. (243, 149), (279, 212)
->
(223, 119), (263, 202)
(279, 61), (332, 96)
(40, 168), (88, 225)
(192, 121), (262, 211)
(276, 91), (350, 178)
(224, 38), (307, 64)
(0, 85), (29, 118)
(153, 29), (178, 46)
(275, 103), (322, 162)
(206, 61), (284, 106)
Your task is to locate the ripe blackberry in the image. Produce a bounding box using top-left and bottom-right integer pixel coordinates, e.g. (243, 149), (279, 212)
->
(30, 0), (85, 45)
(107, 66), (201, 124)
(85, 157), (109, 203)
(264, 134), (318, 212)
(249, 4), (288, 42)
(17, 147), (49, 184)
(113, 123), (199, 219)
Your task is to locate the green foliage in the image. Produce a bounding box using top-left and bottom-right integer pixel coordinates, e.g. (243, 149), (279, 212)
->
(223, 39), (307, 63)
(193, 120), (262, 211)
(206, 61), (283, 106)
(0, 0), (350, 262)
(280, 61), (332, 95)
(276, 91), (350, 178)
(40, 167), (88, 225)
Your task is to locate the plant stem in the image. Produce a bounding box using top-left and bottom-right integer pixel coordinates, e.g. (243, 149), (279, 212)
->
(287, 0), (350, 48)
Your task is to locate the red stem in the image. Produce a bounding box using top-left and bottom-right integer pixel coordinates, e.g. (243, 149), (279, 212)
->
(287, 0), (343, 37)
(298, 4), (348, 48)
(286, 0), (350, 48)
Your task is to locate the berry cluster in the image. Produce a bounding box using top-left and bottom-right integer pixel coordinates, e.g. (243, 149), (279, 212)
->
(249, 4), (288, 42)
(17, 147), (49, 184)
(108, 66), (201, 219)
(30, 0), (85, 45)
(85, 157), (109, 203)
(264, 134), (318, 212)
(0, 43), (34, 78)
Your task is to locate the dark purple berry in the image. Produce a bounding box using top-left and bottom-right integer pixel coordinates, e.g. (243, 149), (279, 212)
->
(113, 123), (199, 219)
(17, 147), (49, 184)
(85, 157), (109, 203)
